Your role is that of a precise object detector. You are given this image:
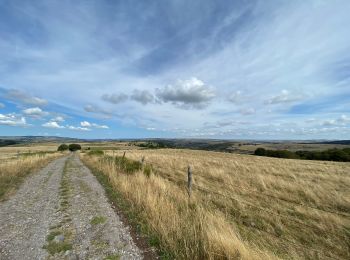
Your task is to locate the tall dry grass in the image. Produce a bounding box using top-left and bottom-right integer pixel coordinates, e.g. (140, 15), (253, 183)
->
(83, 149), (350, 259)
(0, 152), (63, 200)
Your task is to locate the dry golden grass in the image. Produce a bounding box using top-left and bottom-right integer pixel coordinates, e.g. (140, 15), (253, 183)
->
(83, 148), (350, 259)
(0, 144), (58, 161)
(0, 151), (63, 200)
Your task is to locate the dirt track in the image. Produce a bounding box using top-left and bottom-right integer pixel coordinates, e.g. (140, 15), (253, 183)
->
(0, 154), (142, 259)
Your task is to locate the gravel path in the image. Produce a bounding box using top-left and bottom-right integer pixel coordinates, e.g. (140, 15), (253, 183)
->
(0, 154), (143, 260)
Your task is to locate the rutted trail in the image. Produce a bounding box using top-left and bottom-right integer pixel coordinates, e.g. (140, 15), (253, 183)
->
(0, 154), (142, 260)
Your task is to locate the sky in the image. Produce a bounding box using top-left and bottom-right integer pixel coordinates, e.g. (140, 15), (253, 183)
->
(0, 0), (350, 140)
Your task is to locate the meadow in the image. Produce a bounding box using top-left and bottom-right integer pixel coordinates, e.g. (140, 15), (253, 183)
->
(82, 148), (350, 259)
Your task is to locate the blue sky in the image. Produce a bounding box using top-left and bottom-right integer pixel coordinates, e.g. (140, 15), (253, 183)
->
(0, 0), (350, 139)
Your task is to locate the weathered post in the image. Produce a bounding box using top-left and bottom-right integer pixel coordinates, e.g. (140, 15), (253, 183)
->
(187, 165), (192, 198)
(141, 156), (145, 166)
(122, 151), (126, 159)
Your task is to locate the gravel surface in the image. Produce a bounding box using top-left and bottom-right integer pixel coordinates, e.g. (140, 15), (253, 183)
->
(0, 153), (143, 260)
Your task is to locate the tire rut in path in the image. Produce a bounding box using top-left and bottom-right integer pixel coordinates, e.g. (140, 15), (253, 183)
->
(0, 154), (143, 260)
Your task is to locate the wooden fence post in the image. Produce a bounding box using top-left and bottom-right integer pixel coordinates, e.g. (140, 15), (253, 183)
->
(122, 151), (126, 159)
(141, 156), (145, 167)
(187, 165), (192, 198)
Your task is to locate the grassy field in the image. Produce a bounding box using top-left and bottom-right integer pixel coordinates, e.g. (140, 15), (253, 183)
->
(0, 143), (58, 161)
(82, 148), (350, 259)
(0, 146), (63, 200)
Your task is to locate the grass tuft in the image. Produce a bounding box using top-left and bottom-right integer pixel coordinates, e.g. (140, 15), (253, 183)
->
(43, 241), (72, 255)
(90, 216), (107, 225)
(104, 254), (120, 260)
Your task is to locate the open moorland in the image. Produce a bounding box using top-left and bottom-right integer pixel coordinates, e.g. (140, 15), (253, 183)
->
(82, 142), (350, 259)
(1, 140), (349, 259)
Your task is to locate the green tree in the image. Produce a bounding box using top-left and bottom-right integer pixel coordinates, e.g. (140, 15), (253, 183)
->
(68, 144), (81, 151)
(254, 148), (266, 156)
(57, 144), (69, 151)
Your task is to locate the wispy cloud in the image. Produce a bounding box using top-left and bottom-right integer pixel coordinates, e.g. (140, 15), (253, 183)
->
(101, 93), (128, 104)
(0, 1), (349, 139)
(5, 89), (48, 106)
(131, 89), (155, 105)
(265, 90), (305, 105)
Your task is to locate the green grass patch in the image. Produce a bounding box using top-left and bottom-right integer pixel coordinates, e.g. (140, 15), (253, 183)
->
(114, 156), (142, 174)
(104, 254), (120, 260)
(46, 230), (62, 242)
(88, 150), (104, 156)
(90, 216), (107, 225)
(43, 241), (72, 255)
(143, 164), (153, 177)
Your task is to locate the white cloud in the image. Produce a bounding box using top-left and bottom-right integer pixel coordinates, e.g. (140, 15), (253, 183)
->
(42, 121), (64, 129)
(156, 77), (216, 109)
(92, 123), (109, 129)
(80, 121), (109, 129)
(80, 121), (91, 127)
(265, 90), (304, 105)
(0, 113), (27, 126)
(52, 116), (65, 122)
(67, 125), (90, 131)
(322, 115), (350, 126)
(6, 89), (48, 106)
(22, 107), (49, 118)
(338, 114), (350, 124)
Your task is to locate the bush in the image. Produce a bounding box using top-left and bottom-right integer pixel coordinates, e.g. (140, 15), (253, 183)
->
(254, 148), (266, 156)
(68, 144), (81, 151)
(57, 144), (69, 152)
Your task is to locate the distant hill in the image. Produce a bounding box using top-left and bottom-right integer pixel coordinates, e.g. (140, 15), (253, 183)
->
(314, 140), (350, 145)
(0, 136), (83, 146)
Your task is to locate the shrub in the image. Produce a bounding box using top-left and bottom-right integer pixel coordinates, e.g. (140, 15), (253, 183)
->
(254, 148), (266, 156)
(68, 144), (81, 151)
(57, 144), (69, 152)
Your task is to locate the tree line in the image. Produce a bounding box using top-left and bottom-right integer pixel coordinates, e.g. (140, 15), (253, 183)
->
(254, 147), (350, 162)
